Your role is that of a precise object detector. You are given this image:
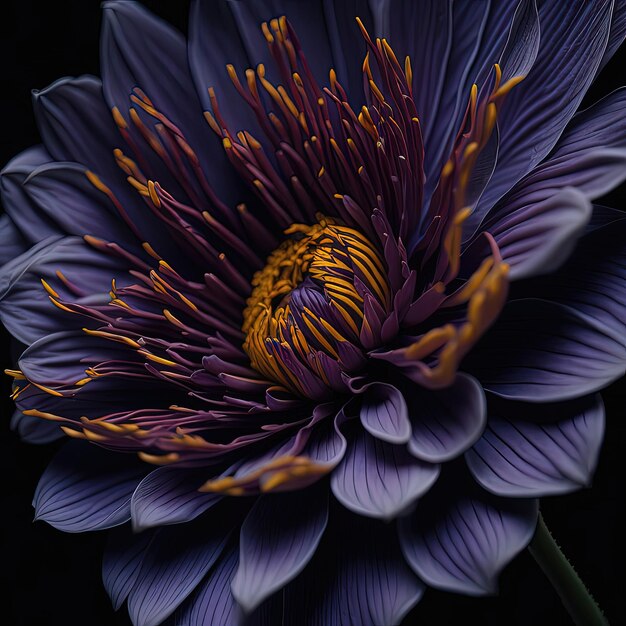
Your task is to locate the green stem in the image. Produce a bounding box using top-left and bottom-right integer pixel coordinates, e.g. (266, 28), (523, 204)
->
(528, 512), (608, 626)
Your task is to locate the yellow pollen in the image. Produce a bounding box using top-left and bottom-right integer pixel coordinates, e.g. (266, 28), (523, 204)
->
(242, 216), (388, 393)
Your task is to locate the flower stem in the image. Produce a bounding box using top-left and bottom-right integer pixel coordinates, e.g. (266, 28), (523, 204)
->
(528, 512), (608, 626)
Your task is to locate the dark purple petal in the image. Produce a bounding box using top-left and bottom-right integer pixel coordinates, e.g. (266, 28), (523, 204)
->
(285, 511), (425, 626)
(101, 1), (230, 203)
(0, 215), (28, 266)
(103, 525), (154, 611)
(173, 546), (238, 626)
(487, 186), (592, 280)
(0, 237), (126, 344)
(331, 427), (439, 520)
(128, 503), (240, 626)
(421, 0), (490, 187)
(1, 145), (54, 244)
(465, 298), (626, 402)
(360, 382), (411, 444)
(466, 394), (605, 497)
(487, 88), (626, 250)
(598, 0), (626, 72)
(30, 75), (186, 257)
(18, 330), (132, 386)
(10, 409), (64, 444)
(33, 441), (146, 532)
(130, 467), (222, 531)
(188, 0), (258, 133)
(495, 0), (541, 82)
(407, 373), (487, 463)
(466, 1), (528, 85)
(586, 205), (626, 233)
(475, 0), (613, 220)
(224, 0), (361, 93)
(370, 1), (453, 146)
(20, 162), (137, 246)
(399, 472), (538, 595)
(232, 484), (328, 612)
(33, 76), (115, 169)
(524, 216), (626, 343)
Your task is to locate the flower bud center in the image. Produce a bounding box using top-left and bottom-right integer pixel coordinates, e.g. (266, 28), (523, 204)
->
(242, 215), (389, 396)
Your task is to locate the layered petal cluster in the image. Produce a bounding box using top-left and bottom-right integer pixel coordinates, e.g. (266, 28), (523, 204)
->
(2, 1), (626, 625)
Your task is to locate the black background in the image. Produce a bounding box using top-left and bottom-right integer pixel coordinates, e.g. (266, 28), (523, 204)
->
(0, 2), (625, 625)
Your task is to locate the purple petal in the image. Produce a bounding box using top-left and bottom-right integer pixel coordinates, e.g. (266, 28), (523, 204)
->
(285, 511), (425, 626)
(100, 1), (226, 202)
(0, 215), (28, 266)
(32, 76), (116, 169)
(0, 145), (54, 245)
(486, 88), (626, 252)
(465, 298), (626, 402)
(174, 546), (238, 626)
(526, 216), (626, 343)
(18, 330), (132, 386)
(331, 427), (439, 520)
(30, 75), (184, 257)
(399, 473), (538, 595)
(360, 383), (411, 444)
(188, 0), (260, 135)
(33, 441), (146, 532)
(586, 205), (626, 233)
(527, 88), (626, 199)
(128, 503), (239, 626)
(466, 394), (605, 497)
(0, 237), (126, 344)
(20, 162), (137, 246)
(103, 525), (154, 611)
(475, 0), (613, 220)
(370, 1), (453, 146)
(10, 409), (63, 444)
(488, 186), (592, 280)
(131, 467), (222, 532)
(421, 0), (490, 189)
(224, 0), (360, 94)
(232, 484), (328, 612)
(598, 0), (626, 72)
(407, 373), (487, 463)
(496, 0), (541, 81)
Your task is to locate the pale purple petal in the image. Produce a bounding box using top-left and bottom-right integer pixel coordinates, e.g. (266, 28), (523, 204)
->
(407, 373), (487, 463)
(128, 503), (238, 626)
(465, 298), (626, 402)
(10, 409), (63, 444)
(466, 394), (605, 496)
(475, 0), (613, 221)
(285, 512), (425, 626)
(0, 237), (126, 344)
(33, 441), (146, 533)
(131, 467), (222, 531)
(331, 427), (439, 520)
(174, 547), (238, 626)
(360, 383), (411, 444)
(232, 485), (328, 612)
(488, 186), (592, 280)
(399, 475), (538, 595)
(103, 525), (154, 611)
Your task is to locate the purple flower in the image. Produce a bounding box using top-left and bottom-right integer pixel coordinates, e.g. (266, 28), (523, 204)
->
(2, 1), (626, 624)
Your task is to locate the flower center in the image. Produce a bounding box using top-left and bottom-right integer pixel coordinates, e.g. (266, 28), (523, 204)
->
(242, 215), (390, 398)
